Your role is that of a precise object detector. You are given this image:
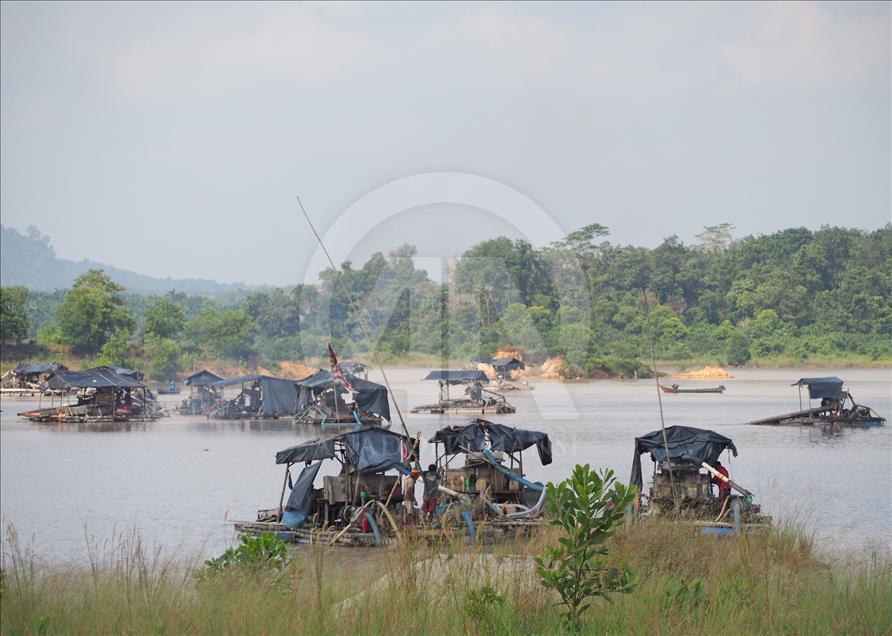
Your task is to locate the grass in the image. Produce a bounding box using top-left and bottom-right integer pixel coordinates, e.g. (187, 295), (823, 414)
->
(2, 522), (890, 635)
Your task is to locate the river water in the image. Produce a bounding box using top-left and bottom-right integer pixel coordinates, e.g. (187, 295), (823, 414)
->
(1, 367), (890, 565)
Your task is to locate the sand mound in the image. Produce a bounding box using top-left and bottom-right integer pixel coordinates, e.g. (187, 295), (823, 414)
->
(278, 360), (315, 379)
(677, 365), (733, 380)
(539, 357), (565, 379)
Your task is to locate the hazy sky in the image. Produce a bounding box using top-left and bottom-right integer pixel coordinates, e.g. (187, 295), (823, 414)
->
(1, 2), (889, 286)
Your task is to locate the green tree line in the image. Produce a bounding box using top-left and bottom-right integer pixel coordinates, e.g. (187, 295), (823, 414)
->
(2, 224), (890, 378)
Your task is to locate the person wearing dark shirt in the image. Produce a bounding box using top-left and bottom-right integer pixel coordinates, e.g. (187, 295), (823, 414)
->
(421, 464), (441, 519)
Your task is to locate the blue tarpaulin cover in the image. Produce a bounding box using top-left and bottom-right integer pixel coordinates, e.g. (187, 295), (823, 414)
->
(630, 425), (737, 491)
(275, 428), (409, 473)
(283, 461), (323, 528)
(12, 362), (64, 376)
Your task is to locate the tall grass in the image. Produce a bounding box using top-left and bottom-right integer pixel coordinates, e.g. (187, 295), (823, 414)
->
(2, 522), (890, 635)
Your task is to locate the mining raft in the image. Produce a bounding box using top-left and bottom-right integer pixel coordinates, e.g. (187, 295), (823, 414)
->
(179, 369), (225, 415)
(291, 369), (391, 427)
(746, 377), (886, 428)
(1, 362), (66, 396)
(235, 419), (553, 547)
(17, 367), (158, 423)
(629, 425), (770, 534)
(427, 418), (551, 536)
(234, 427), (413, 546)
(411, 370), (516, 414)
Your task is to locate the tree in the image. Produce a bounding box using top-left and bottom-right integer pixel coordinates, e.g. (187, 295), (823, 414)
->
(0, 286), (29, 343)
(726, 330), (751, 366)
(696, 223), (735, 252)
(144, 297), (186, 339)
(96, 329), (132, 367)
(57, 270), (134, 355)
(535, 465), (636, 630)
(144, 334), (181, 379)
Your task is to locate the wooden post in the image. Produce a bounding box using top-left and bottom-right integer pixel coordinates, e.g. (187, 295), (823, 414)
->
(278, 464), (291, 517)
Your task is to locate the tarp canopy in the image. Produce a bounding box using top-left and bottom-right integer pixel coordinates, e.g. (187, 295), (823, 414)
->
(430, 419), (552, 465)
(184, 369), (224, 387)
(792, 377), (845, 400)
(213, 375), (300, 416)
(284, 461), (323, 526)
(276, 427), (409, 473)
(630, 425), (737, 491)
(491, 357), (526, 372)
(423, 370), (490, 384)
(44, 369), (143, 390)
(13, 362), (64, 376)
(92, 365), (144, 381)
(295, 370), (391, 422)
(276, 438), (337, 465)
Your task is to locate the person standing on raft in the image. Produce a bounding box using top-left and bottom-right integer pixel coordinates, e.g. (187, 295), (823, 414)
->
(711, 460), (731, 503)
(421, 464), (440, 520)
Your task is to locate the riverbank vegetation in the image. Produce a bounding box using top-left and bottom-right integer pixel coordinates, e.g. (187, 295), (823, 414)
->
(2, 224), (890, 379)
(2, 521), (889, 634)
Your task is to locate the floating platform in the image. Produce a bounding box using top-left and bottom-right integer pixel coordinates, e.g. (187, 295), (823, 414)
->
(746, 406), (885, 427)
(411, 402), (516, 415)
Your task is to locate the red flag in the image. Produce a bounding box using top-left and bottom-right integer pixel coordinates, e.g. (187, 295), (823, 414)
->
(328, 344), (357, 394)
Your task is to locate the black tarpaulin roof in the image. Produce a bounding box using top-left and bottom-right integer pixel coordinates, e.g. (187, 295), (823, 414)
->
(92, 365), (144, 381)
(13, 362), (64, 375)
(276, 427), (409, 472)
(792, 377), (845, 400)
(430, 419), (552, 465)
(44, 369), (144, 390)
(491, 357), (526, 371)
(630, 425), (737, 491)
(184, 369), (224, 387)
(213, 375), (299, 416)
(424, 370), (490, 384)
(295, 370), (391, 422)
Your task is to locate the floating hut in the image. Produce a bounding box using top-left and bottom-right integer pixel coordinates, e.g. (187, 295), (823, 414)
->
(208, 374), (299, 420)
(292, 369), (391, 427)
(17, 368), (156, 423)
(629, 425), (770, 533)
(746, 377), (885, 427)
(181, 369), (224, 414)
(411, 370), (515, 414)
(235, 427), (412, 546)
(1, 362), (66, 396)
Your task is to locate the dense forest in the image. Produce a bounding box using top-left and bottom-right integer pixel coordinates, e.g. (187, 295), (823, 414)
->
(1, 224), (890, 378)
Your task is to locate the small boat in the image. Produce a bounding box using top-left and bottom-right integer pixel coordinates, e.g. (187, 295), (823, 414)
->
(659, 383), (726, 394)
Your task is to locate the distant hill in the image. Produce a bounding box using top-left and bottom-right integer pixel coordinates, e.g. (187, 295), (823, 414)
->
(1, 224), (249, 294)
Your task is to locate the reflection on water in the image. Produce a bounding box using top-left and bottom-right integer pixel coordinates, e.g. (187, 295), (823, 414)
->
(1, 367), (890, 564)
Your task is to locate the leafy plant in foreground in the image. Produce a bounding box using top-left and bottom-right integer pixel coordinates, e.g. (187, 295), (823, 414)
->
(535, 464), (636, 630)
(203, 532), (287, 572)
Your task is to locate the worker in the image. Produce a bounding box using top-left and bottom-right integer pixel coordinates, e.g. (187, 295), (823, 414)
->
(421, 464), (440, 520)
(402, 469), (420, 524)
(711, 460), (731, 503)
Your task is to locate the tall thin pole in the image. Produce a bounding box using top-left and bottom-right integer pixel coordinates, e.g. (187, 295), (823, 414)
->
(297, 196), (415, 460)
(641, 289), (678, 508)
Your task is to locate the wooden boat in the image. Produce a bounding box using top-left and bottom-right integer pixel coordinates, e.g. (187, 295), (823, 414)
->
(746, 377), (886, 428)
(659, 383), (725, 394)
